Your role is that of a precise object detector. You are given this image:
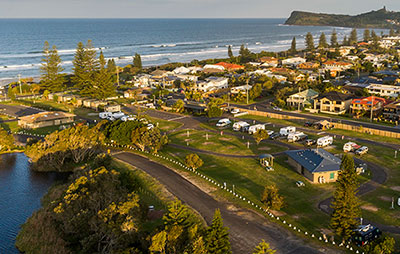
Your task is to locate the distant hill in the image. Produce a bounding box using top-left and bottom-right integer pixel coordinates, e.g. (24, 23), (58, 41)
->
(285, 7), (400, 29)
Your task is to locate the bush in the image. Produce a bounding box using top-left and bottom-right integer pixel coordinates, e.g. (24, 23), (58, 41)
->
(185, 153), (204, 170)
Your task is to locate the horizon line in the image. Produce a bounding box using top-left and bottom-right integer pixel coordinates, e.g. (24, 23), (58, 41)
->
(0, 17), (287, 20)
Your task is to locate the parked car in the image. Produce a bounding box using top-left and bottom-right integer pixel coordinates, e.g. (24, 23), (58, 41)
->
(304, 121), (313, 127)
(216, 118), (231, 127)
(266, 130), (274, 136)
(304, 139), (316, 146)
(99, 112), (113, 119)
(231, 108), (240, 114)
(355, 146), (369, 155)
(296, 181), (305, 187)
(272, 106), (282, 111)
(265, 166), (274, 172)
(269, 133), (280, 140)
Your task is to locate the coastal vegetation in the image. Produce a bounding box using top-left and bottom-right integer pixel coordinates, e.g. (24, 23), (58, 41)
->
(0, 127), (15, 152)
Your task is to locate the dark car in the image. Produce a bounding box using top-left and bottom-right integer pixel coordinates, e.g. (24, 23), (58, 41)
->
(304, 121), (313, 127)
(304, 139), (316, 146)
(270, 133), (280, 140)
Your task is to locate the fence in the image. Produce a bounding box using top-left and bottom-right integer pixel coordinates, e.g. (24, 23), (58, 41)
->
(241, 108), (400, 139)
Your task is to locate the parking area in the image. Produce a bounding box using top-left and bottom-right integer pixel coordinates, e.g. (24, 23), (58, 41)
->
(0, 104), (43, 118)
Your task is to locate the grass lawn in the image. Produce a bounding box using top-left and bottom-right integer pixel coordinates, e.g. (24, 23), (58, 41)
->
(169, 129), (287, 156)
(146, 116), (183, 132)
(0, 120), (72, 136)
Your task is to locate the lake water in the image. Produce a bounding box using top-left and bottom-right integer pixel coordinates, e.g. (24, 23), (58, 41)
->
(0, 153), (66, 253)
(0, 18), (384, 80)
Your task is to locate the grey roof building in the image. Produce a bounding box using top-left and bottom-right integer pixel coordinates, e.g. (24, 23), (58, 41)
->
(286, 148), (341, 183)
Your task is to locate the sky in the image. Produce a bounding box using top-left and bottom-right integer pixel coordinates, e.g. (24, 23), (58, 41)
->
(0, 0), (399, 18)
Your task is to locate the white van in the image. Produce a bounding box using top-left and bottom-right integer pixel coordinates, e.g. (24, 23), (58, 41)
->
(112, 112), (126, 119)
(248, 124), (265, 135)
(232, 121), (250, 132)
(216, 118), (231, 127)
(99, 112), (112, 119)
(343, 142), (361, 152)
(279, 126), (296, 136)
(317, 136), (333, 147)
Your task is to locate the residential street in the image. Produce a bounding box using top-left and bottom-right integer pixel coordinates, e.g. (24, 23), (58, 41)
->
(114, 152), (339, 254)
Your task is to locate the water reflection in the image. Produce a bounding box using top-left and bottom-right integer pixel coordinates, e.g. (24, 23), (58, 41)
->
(0, 153), (68, 253)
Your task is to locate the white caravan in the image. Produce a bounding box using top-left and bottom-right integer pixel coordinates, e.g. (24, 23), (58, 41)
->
(317, 136), (333, 147)
(248, 124), (265, 135)
(279, 126), (296, 136)
(232, 121), (250, 132)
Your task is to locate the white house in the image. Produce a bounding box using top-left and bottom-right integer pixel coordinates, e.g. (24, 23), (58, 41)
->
(203, 64), (225, 71)
(196, 77), (229, 92)
(366, 84), (400, 98)
(173, 66), (191, 75)
(230, 84), (253, 94)
(282, 57), (306, 66)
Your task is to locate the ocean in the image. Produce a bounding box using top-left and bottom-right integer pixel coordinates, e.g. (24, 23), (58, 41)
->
(0, 19), (385, 81)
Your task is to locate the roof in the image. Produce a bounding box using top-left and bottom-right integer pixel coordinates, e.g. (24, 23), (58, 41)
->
(259, 56), (278, 63)
(19, 111), (75, 124)
(289, 89), (319, 98)
(323, 61), (353, 66)
(215, 62), (244, 70)
(351, 96), (386, 106)
(259, 154), (274, 159)
(317, 91), (353, 102)
(286, 148), (341, 173)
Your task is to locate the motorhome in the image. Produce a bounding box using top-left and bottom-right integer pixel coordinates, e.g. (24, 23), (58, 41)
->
(232, 121), (250, 132)
(216, 118), (231, 127)
(287, 132), (308, 143)
(343, 142), (361, 152)
(279, 126), (296, 136)
(353, 224), (381, 247)
(112, 112), (125, 119)
(317, 136), (333, 147)
(248, 124), (265, 134)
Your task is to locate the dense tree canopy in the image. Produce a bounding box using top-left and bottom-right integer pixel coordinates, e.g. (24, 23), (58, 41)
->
(40, 41), (65, 92)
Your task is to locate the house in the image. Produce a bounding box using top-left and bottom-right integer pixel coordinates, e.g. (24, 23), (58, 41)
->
(104, 104), (121, 113)
(230, 84), (252, 94)
(150, 70), (169, 78)
(281, 57), (306, 67)
(196, 77), (229, 92)
(173, 66), (191, 75)
(286, 89), (319, 109)
(350, 96), (386, 117)
(18, 111), (75, 129)
(298, 62), (320, 70)
(366, 83), (400, 98)
(312, 91), (353, 115)
(286, 148), (341, 183)
(382, 100), (400, 122)
(215, 62), (244, 71)
(133, 74), (152, 87)
(323, 61), (353, 72)
(202, 64), (225, 73)
(259, 57), (278, 67)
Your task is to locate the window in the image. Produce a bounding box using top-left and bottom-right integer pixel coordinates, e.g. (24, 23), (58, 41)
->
(330, 173), (335, 179)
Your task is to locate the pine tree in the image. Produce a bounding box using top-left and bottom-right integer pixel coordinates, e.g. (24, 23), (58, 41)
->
(331, 29), (338, 47)
(163, 200), (196, 230)
(40, 41), (64, 92)
(330, 154), (361, 241)
(305, 32), (315, 51)
(107, 59), (116, 73)
(363, 29), (371, 42)
(253, 240), (276, 254)
(205, 209), (231, 254)
(342, 35), (349, 46)
(389, 28), (395, 37)
(318, 33), (328, 48)
(228, 45), (234, 59)
(290, 37), (297, 54)
(371, 30), (380, 49)
(349, 29), (358, 45)
(133, 53), (142, 70)
(94, 51), (115, 99)
(72, 40), (99, 97)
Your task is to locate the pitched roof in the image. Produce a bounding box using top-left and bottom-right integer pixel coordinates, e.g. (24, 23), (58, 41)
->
(317, 91), (353, 102)
(215, 62), (244, 70)
(351, 96), (386, 106)
(19, 111), (75, 124)
(286, 148), (341, 173)
(289, 89), (319, 98)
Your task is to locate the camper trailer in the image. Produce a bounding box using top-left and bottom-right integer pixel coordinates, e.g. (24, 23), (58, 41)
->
(287, 132), (308, 143)
(317, 136), (333, 147)
(343, 142), (361, 152)
(279, 126), (296, 136)
(248, 124), (265, 135)
(216, 118), (231, 127)
(112, 112), (126, 119)
(99, 112), (113, 119)
(232, 121), (250, 132)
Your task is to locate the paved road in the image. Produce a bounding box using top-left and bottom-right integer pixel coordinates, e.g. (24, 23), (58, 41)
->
(114, 152), (338, 254)
(0, 103), (43, 117)
(232, 102), (400, 134)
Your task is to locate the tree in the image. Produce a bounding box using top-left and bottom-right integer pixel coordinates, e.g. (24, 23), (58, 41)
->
(331, 29), (338, 47)
(72, 40), (99, 97)
(150, 231), (167, 254)
(0, 128), (14, 152)
(253, 240), (276, 254)
(185, 153), (203, 170)
(289, 37), (297, 54)
(249, 83), (262, 99)
(172, 99), (185, 113)
(318, 33), (328, 48)
(330, 154), (361, 241)
(131, 126), (168, 153)
(371, 30), (380, 49)
(107, 59), (116, 73)
(207, 98), (224, 118)
(261, 184), (284, 210)
(239, 44), (252, 63)
(253, 129), (269, 145)
(305, 32), (315, 51)
(133, 53), (142, 70)
(389, 28), (395, 37)
(363, 29), (371, 42)
(94, 51), (115, 99)
(40, 41), (65, 92)
(342, 35), (349, 46)
(205, 209), (231, 254)
(372, 236), (396, 254)
(228, 45), (234, 59)
(349, 29), (358, 45)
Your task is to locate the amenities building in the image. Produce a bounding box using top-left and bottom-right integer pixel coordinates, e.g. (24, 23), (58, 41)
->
(18, 111), (75, 129)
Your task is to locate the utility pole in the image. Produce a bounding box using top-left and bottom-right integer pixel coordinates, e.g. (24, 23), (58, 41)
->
(297, 86), (301, 112)
(246, 78), (249, 105)
(370, 96), (374, 122)
(18, 74), (22, 95)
